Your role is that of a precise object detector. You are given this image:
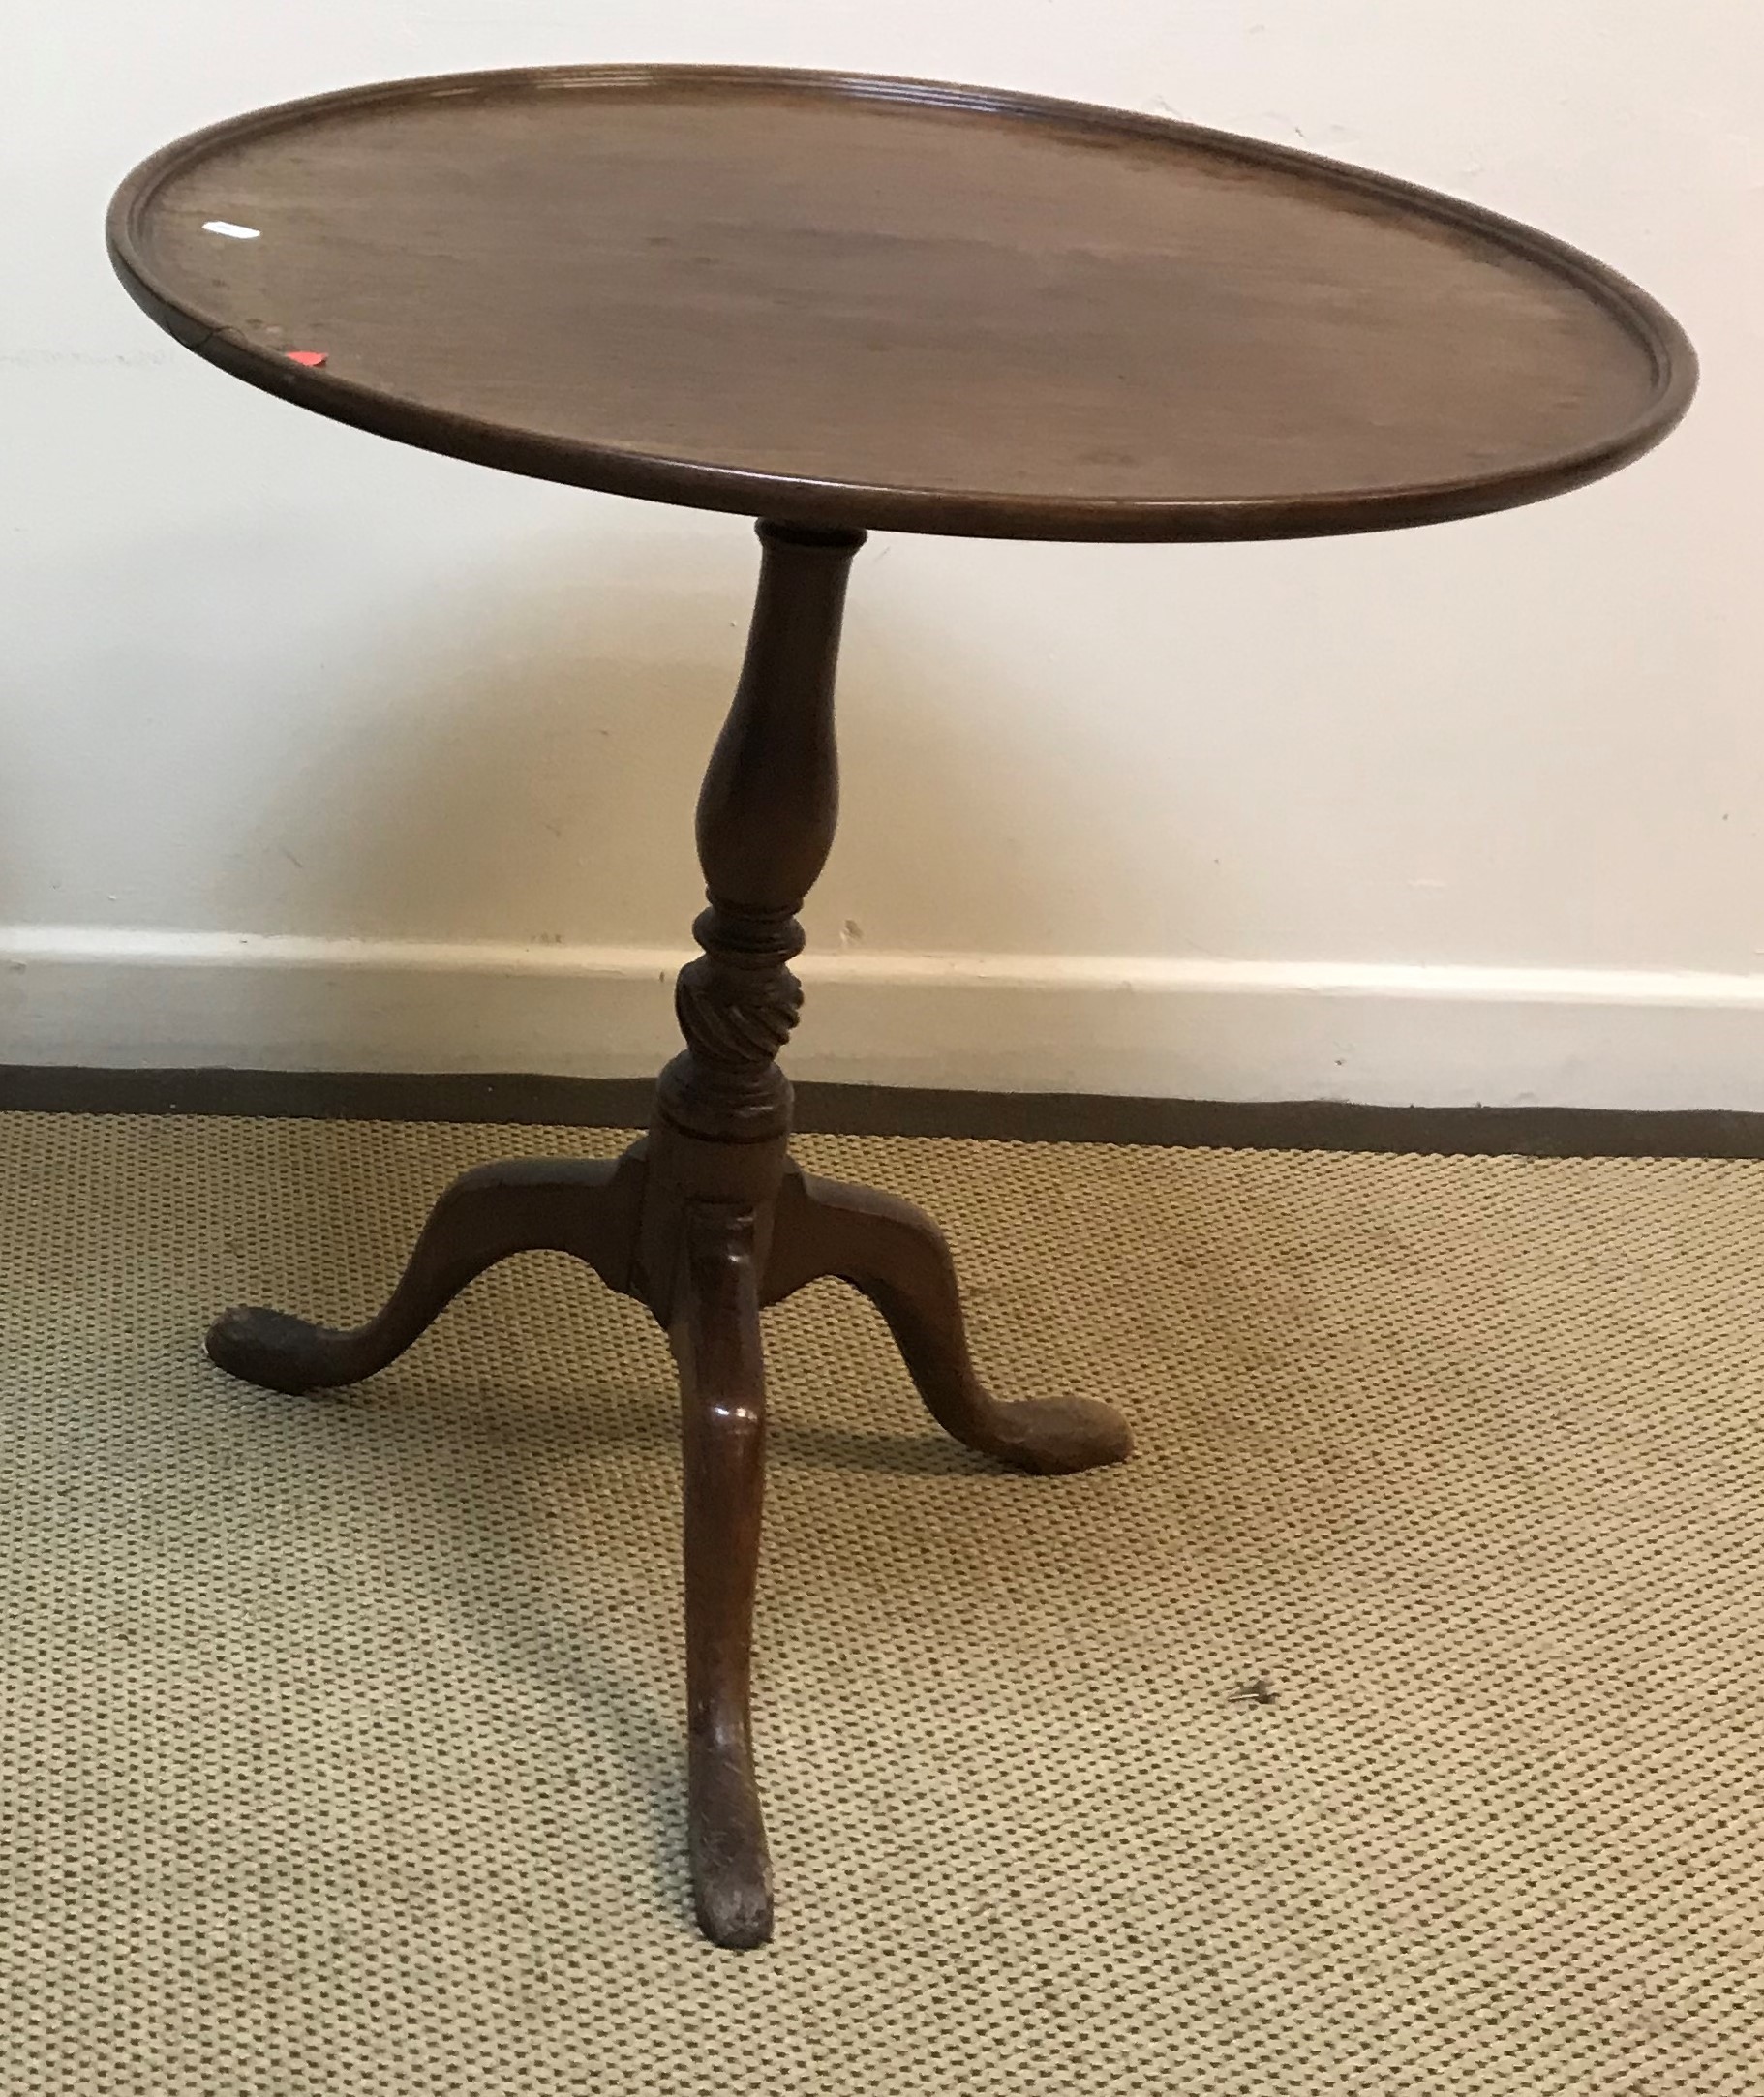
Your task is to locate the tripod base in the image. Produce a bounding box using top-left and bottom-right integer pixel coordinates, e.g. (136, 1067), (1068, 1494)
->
(207, 1126), (1131, 1947)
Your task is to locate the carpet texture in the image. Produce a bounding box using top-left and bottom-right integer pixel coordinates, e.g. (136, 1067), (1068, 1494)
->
(0, 1110), (1758, 2092)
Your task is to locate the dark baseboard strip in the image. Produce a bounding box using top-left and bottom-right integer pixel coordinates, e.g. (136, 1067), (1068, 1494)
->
(1, 1064), (1762, 1158)
(0, 1065), (657, 1131)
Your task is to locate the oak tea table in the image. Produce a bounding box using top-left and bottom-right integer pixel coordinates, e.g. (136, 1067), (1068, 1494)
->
(107, 65), (1695, 1948)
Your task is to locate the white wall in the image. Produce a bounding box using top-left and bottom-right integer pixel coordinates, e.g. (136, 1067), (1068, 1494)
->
(2, 1), (1758, 1104)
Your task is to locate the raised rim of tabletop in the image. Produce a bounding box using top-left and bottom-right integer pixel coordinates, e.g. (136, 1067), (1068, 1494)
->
(106, 64), (1699, 544)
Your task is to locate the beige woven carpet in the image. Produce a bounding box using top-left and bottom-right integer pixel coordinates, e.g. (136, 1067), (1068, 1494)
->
(1, 1110), (1760, 2093)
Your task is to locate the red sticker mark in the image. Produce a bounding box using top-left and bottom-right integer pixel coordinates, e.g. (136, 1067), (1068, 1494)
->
(285, 350), (327, 367)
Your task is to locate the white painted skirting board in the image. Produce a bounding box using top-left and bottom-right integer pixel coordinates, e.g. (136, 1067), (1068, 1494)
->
(3, 927), (1764, 1110)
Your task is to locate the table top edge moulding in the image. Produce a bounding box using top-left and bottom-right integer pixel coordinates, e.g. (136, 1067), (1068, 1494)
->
(106, 63), (1697, 544)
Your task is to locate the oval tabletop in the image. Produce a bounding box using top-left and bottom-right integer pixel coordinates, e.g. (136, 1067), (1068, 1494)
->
(108, 67), (1694, 542)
